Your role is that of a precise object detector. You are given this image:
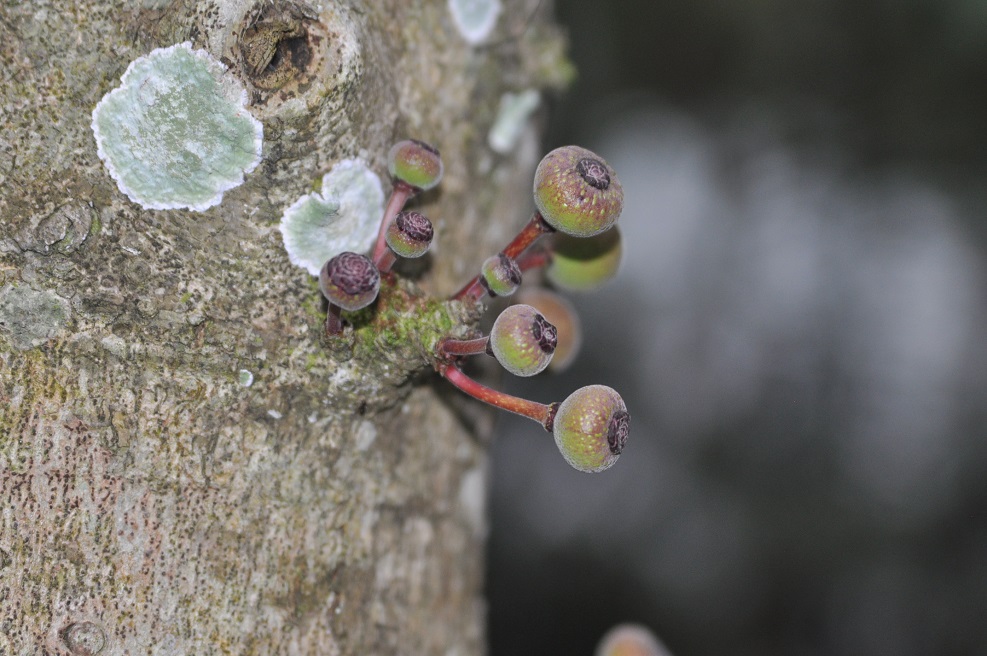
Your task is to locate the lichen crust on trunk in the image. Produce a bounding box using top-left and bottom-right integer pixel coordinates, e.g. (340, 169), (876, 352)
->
(0, 0), (569, 652)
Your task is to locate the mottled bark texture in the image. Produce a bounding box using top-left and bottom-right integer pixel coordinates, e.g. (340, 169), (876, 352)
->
(0, 1), (570, 653)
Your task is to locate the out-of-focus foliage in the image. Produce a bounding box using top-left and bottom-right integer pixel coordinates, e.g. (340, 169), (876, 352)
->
(490, 1), (987, 655)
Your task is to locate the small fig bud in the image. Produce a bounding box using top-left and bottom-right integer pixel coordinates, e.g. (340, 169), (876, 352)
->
(386, 210), (434, 258)
(387, 139), (444, 191)
(480, 253), (522, 297)
(517, 288), (582, 372)
(319, 251), (381, 311)
(547, 226), (622, 291)
(533, 145), (624, 237)
(489, 304), (557, 377)
(552, 385), (629, 472)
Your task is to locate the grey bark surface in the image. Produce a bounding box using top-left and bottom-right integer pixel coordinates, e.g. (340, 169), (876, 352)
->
(0, 1), (570, 653)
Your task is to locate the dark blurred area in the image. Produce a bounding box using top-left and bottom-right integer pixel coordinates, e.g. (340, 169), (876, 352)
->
(487, 1), (987, 655)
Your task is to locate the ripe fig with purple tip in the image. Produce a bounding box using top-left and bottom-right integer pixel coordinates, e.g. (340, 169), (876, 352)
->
(319, 251), (380, 336)
(386, 210), (434, 259)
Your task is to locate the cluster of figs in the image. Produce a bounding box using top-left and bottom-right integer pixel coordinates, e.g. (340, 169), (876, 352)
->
(318, 140), (629, 473)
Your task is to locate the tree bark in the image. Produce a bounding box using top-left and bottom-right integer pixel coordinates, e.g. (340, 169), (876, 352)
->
(0, 1), (569, 652)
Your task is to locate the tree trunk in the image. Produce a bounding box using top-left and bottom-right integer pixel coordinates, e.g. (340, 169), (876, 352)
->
(0, 1), (569, 652)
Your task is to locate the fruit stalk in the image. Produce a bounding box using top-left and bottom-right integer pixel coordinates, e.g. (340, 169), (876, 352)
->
(439, 364), (553, 430)
(452, 214), (550, 301)
(372, 182), (414, 265)
(438, 336), (490, 357)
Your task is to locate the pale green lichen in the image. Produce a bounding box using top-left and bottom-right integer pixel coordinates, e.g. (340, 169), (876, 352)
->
(488, 89), (540, 154)
(448, 0), (502, 45)
(238, 369), (254, 387)
(91, 42), (263, 211)
(279, 159), (385, 276)
(0, 284), (71, 351)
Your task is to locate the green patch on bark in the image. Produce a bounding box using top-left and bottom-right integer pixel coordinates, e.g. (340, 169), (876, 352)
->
(347, 277), (479, 367)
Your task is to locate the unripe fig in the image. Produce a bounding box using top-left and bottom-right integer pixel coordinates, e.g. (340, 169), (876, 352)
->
(480, 253), (522, 297)
(596, 624), (669, 656)
(547, 226), (622, 291)
(516, 288), (582, 372)
(386, 210), (434, 259)
(387, 139), (443, 191)
(489, 304), (557, 377)
(552, 385), (629, 473)
(533, 145), (623, 237)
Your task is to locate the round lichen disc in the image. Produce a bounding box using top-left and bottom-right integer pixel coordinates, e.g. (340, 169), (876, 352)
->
(92, 42), (263, 211)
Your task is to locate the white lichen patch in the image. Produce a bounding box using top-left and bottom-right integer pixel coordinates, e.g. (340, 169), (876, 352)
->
(100, 334), (128, 358)
(238, 369), (254, 387)
(279, 159), (385, 276)
(91, 42), (263, 211)
(457, 466), (488, 538)
(488, 89), (540, 154)
(354, 420), (377, 452)
(449, 0), (502, 45)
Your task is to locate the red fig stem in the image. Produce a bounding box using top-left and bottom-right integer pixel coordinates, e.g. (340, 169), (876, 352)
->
(438, 336), (490, 357)
(375, 248), (397, 273)
(503, 212), (555, 259)
(453, 277), (487, 302)
(325, 304), (343, 337)
(440, 364), (553, 430)
(372, 182), (414, 266)
(452, 212), (555, 301)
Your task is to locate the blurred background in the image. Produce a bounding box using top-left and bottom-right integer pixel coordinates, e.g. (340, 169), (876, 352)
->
(486, 1), (987, 655)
